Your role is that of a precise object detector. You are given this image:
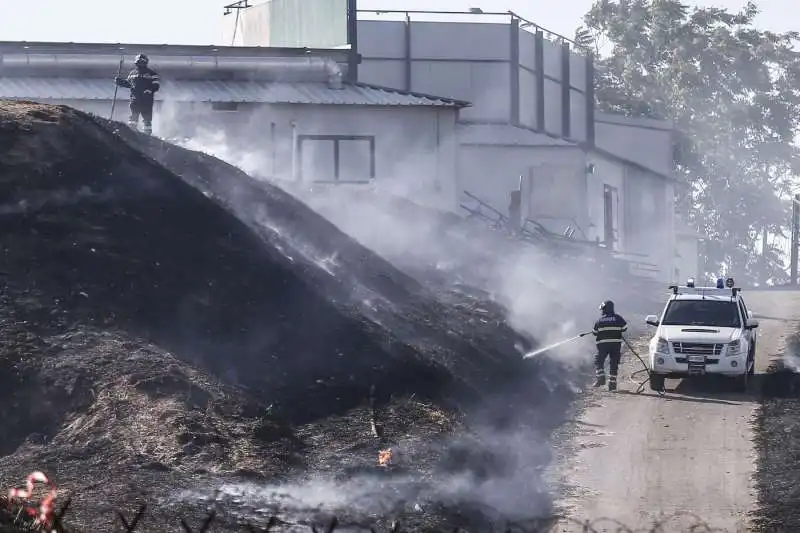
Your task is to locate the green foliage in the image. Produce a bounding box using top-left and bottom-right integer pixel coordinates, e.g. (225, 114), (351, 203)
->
(582, 0), (800, 284)
(573, 26), (597, 53)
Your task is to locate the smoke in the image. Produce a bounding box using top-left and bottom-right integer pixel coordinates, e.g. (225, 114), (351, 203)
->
(155, 101), (283, 180)
(177, 419), (561, 524)
(149, 102), (659, 523)
(783, 353), (800, 373)
(777, 328), (800, 373)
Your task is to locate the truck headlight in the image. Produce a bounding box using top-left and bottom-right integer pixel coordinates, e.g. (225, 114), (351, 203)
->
(655, 338), (669, 354)
(727, 340), (740, 356)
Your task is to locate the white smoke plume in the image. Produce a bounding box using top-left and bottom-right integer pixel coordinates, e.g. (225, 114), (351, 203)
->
(150, 100), (663, 522)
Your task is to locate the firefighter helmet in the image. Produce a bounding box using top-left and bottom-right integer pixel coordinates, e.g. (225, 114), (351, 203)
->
(134, 54), (149, 66)
(600, 300), (615, 314)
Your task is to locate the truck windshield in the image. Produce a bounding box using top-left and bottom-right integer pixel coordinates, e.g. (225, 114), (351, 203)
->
(661, 300), (741, 328)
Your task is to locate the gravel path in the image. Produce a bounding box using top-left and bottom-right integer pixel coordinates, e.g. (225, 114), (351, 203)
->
(549, 290), (800, 532)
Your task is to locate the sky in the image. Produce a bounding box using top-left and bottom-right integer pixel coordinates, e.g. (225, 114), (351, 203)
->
(0, 0), (796, 46)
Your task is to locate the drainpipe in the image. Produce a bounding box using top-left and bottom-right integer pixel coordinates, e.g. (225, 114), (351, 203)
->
(270, 121), (276, 179)
(290, 120), (298, 181)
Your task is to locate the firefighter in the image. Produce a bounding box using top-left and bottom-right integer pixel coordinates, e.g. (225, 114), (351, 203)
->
(592, 300), (628, 391)
(115, 53), (160, 135)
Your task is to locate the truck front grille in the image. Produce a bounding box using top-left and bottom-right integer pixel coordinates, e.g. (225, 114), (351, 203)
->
(672, 342), (723, 356)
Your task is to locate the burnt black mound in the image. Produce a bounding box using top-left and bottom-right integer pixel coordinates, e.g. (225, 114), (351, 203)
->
(752, 331), (800, 532)
(0, 101), (579, 531)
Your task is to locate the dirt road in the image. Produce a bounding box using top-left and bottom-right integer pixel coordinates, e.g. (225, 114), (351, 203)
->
(550, 290), (800, 532)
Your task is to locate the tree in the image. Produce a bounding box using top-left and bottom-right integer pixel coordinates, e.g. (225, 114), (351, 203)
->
(579, 0), (800, 284)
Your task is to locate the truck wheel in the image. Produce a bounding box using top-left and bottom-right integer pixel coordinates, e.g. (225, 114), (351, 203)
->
(649, 374), (665, 392)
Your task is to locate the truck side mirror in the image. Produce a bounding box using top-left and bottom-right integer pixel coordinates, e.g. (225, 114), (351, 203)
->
(645, 314), (659, 327)
(745, 318), (759, 329)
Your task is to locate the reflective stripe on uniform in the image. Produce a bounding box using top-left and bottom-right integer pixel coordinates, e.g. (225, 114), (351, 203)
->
(596, 338), (623, 344)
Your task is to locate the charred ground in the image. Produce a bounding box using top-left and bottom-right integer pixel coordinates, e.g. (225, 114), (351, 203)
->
(0, 101), (587, 531)
(752, 328), (800, 532)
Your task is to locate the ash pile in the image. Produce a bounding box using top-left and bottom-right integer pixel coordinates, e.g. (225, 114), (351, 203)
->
(0, 101), (615, 532)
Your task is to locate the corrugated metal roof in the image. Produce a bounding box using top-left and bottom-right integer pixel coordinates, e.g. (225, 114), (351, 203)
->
(458, 123), (578, 147)
(0, 77), (467, 107)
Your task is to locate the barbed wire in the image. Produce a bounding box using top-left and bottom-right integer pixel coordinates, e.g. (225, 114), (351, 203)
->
(1, 471), (731, 532)
(1, 497), (730, 533)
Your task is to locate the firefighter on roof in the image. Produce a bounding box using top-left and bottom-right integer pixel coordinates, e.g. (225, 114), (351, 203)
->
(592, 300), (628, 391)
(115, 54), (160, 135)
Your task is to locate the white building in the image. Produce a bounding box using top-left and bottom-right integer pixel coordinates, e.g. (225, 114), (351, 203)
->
(350, 10), (682, 280)
(0, 41), (465, 212)
(674, 215), (703, 283)
(0, 2), (700, 282)
(588, 112), (679, 278)
(223, 3), (692, 281)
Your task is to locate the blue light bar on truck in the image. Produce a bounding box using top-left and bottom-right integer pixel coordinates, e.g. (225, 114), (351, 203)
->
(668, 281), (740, 298)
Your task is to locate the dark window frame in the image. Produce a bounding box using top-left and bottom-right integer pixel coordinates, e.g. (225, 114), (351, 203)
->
(296, 134), (376, 183)
(738, 298), (749, 322)
(210, 101), (240, 111)
(603, 183), (618, 249)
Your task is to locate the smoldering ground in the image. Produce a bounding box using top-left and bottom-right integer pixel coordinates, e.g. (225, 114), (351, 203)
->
(145, 104), (660, 525)
(175, 355), (581, 529)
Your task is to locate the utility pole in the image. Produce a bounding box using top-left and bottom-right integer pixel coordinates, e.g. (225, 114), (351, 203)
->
(346, 0), (359, 82)
(791, 193), (799, 285)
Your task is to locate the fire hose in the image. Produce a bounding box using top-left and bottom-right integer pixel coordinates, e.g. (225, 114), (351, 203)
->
(622, 336), (665, 397)
(523, 332), (665, 397)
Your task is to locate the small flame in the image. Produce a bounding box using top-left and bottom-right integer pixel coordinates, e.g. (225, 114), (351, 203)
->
(378, 449), (392, 466)
(7, 470), (57, 528)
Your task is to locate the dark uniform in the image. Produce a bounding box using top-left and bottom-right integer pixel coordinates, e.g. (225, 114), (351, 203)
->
(115, 54), (160, 135)
(592, 300), (627, 391)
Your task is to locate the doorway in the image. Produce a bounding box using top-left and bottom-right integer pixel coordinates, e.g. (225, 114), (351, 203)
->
(603, 184), (618, 249)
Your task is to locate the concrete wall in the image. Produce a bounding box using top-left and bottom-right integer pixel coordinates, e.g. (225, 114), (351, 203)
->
(357, 19), (591, 142)
(39, 98), (459, 212)
(456, 139), (676, 281)
(457, 143), (588, 233)
(594, 113), (673, 178)
(675, 234), (700, 283)
(584, 152), (680, 282)
(621, 165), (675, 281)
(674, 214), (701, 284)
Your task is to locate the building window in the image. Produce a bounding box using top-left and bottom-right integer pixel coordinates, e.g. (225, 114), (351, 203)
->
(297, 135), (376, 183)
(210, 102), (239, 111)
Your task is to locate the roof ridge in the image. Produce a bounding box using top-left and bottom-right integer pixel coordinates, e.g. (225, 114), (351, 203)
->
(347, 81), (471, 107)
(0, 77), (465, 108)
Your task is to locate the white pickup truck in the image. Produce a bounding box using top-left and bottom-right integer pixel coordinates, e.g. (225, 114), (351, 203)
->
(644, 278), (759, 392)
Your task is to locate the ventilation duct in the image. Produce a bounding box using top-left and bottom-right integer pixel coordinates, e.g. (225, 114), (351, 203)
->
(0, 54), (345, 89)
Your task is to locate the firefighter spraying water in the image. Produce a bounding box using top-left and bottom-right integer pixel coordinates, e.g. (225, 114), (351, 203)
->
(592, 300), (628, 391)
(522, 332), (593, 359)
(522, 300), (628, 392)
